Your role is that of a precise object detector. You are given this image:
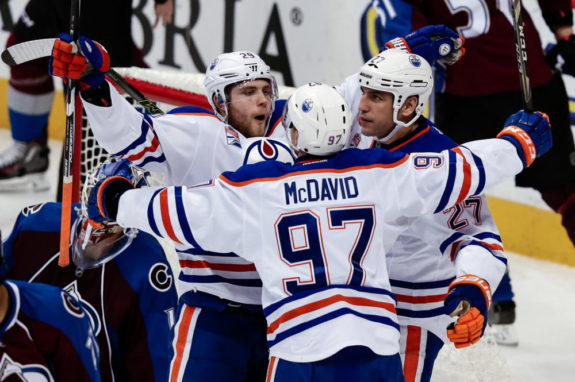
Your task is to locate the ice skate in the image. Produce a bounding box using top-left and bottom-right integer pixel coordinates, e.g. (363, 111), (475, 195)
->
(0, 139), (50, 191)
(488, 300), (519, 346)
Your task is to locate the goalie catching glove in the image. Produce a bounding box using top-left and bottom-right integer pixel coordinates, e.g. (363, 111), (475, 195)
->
(385, 24), (465, 65)
(497, 110), (552, 168)
(50, 33), (110, 91)
(444, 275), (492, 349)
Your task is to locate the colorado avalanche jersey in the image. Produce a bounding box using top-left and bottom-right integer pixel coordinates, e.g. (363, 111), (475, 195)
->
(83, 86), (288, 305)
(116, 139), (523, 362)
(0, 280), (100, 381)
(359, 0), (566, 96)
(336, 78), (506, 341)
(2, 202), (178, 382)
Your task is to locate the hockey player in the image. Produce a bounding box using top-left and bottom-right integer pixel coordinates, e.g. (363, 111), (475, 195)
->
(360, 0), (575, 345)
(0, 235), (100, 382)
(0, 0), (174, 191)
(48, 26), (465, 381)
(1, 159), (178, 382)
(83, 82), (550, 381)
(335, 49), (507, 381)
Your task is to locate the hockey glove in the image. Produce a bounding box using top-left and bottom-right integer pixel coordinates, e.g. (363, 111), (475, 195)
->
(545, 35), (575, 77)
(444, 275), (492, 349)
(50, 33), (110, 91)
(497, 110), (552, 168)
(87, 176), (134, 228)
(385, 25), (465, 65)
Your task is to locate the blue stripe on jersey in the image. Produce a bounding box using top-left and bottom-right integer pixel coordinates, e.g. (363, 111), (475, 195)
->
(263, 284), (396, 316)
(139, 153), (166, 167)
(396, 306), (446, 319)
(390, 278), (454, 290)
(174, 187), (202, 250)
(267, 307), (400, 348)
(115, 116), (153, 157)
(147, 189), (163, 237)
(434, 150), (458, 213)
(178, 247), (239, 257)
(178, 274), (263, 287)
(469, 149), (486, 195)
(475, 232), (502, 242)
(221, 148), (408, 185)
(439, 231), (465, 254)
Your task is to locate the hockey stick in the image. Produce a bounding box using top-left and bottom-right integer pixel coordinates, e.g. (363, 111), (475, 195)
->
(1, 40), (164, 116)
(59, 0), (81, 267)
(509, 0), (534, 112)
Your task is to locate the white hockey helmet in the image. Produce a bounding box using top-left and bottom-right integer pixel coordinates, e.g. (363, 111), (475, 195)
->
(282, 82), (351, 156)
(358, 49), (433, 128)
(204, 51), (279, 123)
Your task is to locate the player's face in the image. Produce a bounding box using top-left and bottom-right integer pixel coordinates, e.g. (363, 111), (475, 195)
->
(358, 87), (395, 139)
(227, 79), (273, 138)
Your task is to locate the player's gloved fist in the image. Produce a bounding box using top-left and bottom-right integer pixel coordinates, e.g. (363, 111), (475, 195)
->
(87, 175), (134, 228)
(50, 33), (87, 80)
(545, 35), (575, 77)
(497, 110), (552, 168)
(385, 25), (465, 65)
(444, 275), (491, 349)
(50, 33), (110, 91)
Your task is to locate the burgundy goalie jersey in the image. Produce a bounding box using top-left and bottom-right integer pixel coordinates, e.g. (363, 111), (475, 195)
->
(2, 202), (178, 382)
(0, 280), (100, 381)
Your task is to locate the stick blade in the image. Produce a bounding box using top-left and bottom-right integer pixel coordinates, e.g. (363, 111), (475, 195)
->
(2, 38), (57, 66)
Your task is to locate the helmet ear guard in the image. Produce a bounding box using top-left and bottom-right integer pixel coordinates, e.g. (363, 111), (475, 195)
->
(204, 51), (279, 124)
(283, 82), (352, 157)
(358, 49), (434, 138)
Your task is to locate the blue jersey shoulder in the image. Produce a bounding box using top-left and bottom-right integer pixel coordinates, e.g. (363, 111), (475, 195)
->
(221, 147), (407, 184)
(168, 105), (213, 115)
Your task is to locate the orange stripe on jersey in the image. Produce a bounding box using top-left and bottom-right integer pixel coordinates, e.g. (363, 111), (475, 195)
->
(267, 118), (283, 137)
(179, 259), (257, 272)
(266, 357), (278, 382)
(267, 294), (396, 335)
(126, 135), (160, 161)
(221, 155), (410, 187)
(479, 241), (504, 251)
(170, 306), (195, 382)
(389, 127), (431, 152)
(452, 147), (472, 205)
(160, 189), (183, 244)
(403, 325), (422, 382)
(395, 293), (448, 304)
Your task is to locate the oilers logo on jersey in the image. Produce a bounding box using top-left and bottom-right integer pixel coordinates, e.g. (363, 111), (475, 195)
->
(242, 138), (294, 165)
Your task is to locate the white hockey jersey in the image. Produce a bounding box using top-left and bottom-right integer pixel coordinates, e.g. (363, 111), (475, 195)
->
(336, 75), (507, 342)
(116, 139), (523, 362)
(83, 84), (290, 305)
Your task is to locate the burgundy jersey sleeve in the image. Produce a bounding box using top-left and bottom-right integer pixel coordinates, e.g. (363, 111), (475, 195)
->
(410, 0), (554, 96)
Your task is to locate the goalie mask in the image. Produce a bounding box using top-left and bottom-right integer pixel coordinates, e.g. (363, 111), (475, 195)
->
(71, 158), (150, 275)
(282, 82), (352, 156)
(204, 51), (278, 125)
(358, 49), (433, 140)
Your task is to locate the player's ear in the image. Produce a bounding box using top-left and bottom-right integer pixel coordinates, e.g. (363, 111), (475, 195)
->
(400, 95), (418, 118)
(213, 94), (225, 114)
